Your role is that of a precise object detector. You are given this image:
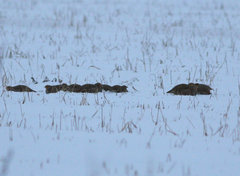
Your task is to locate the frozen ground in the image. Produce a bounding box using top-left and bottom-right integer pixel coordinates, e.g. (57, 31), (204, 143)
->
(1, 0), (240, 175)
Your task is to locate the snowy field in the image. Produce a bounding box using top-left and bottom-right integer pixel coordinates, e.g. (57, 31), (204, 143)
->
(1, 0), (240, 175)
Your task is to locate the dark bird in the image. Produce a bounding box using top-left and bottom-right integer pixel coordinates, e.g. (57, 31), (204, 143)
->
(167, 84), (193, 95)
(93, 83), (103, 92)
(194, 83), (212, 95)
(45, 84), (67, 94)
(68, 84), (82, 92)
(102, 84), (113, 91)
(111, 85), (128, 93)
(167, 83), (212, 96)
(60, 84), (69, 91)
(45, 85), (58, 94)
(6, 85), (36, 92)
(80, 83), (102, 93)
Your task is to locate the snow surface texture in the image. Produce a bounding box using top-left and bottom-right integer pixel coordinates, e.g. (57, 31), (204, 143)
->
(1, 0), (240, 175)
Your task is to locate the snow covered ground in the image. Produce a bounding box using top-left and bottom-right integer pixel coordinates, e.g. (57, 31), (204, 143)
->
(1, 0), (240, 175)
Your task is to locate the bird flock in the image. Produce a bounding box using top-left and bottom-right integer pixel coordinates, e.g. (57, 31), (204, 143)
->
(6, 82), (212, 95)
(6, 83), (128, 94)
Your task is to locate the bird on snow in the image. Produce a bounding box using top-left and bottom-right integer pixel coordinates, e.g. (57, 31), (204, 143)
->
(6, 85), (36, 92)
(167, 83), (212, 96)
